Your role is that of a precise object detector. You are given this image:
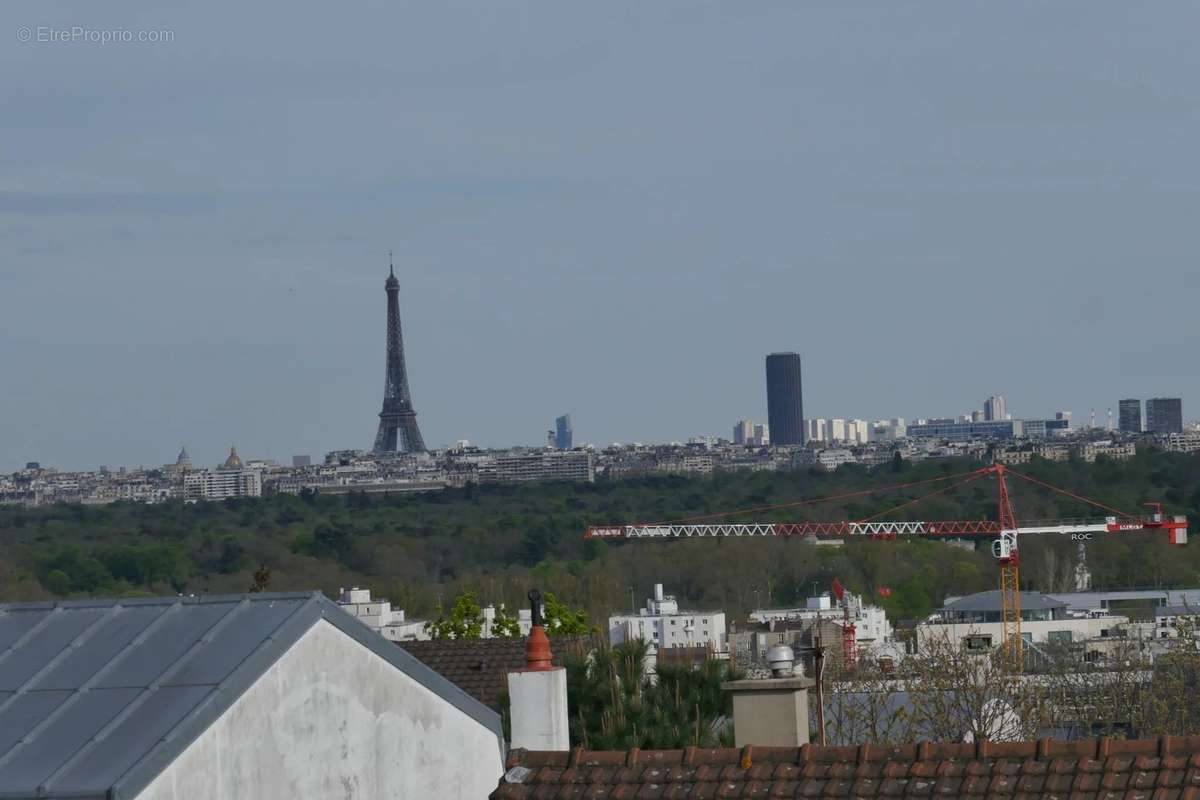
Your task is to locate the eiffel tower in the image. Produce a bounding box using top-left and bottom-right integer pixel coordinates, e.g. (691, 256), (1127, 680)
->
(372, 255), (426, 454)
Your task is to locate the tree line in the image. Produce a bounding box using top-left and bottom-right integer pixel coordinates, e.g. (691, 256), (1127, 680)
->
(2, 448), (1200, 627)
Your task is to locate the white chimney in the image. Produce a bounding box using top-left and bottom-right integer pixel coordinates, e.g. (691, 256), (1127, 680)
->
(506, 592), (569, 751)
(654, 583), (664, 602)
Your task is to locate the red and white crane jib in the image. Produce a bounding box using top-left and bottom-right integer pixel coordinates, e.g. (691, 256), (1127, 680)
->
(585, 514), (1187, 544)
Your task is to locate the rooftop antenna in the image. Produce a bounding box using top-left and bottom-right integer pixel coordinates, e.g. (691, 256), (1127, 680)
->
(1090, 409), (1096, 429)
(388, 249), (394, 278)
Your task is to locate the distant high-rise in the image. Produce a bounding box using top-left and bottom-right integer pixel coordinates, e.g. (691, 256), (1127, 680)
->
(752, 423), (770, 446)
(765, 353), (804, 445)
(1146, 398), (1183, 434)
(373, 257), (426, 455)
(732, 419), (754, 445)
(983, 395), (1007, 422)
(555, 415), (573, 450)
(1118, 399), (1142, 433)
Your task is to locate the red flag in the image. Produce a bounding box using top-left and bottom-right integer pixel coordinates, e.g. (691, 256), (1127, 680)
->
(831, 577), (845, 601)
(876, 586), (892, 598)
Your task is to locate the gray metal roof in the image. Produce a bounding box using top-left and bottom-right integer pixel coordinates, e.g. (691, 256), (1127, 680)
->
(943, 590), (1066, 613)
(0, 592), (502, 800)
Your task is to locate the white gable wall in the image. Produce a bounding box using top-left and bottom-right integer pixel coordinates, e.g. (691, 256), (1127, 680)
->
(135, 619), (503, 800)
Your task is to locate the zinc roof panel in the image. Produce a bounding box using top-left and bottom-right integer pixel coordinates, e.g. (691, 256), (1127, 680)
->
(0, 690), (72, 759)
(29, 604), (168, 690)
(0, 687), (142, 791)
(92, 601), (234, 688)
(0, 609), (51, 652)
(46, 684), (214, 794)
(162, 598), (303, 687)
(0, 608), (110, 691)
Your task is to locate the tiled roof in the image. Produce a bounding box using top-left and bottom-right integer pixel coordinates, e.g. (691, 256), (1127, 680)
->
(398, 635), (590, 708)
(494, 736), (1200, 799)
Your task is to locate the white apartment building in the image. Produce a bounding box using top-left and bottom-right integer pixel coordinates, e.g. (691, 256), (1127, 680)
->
(828, 419), (847, 443)
(847, 419), (871, 445)
(794, 448), (855, 471)
(733, 419), (754, 445)
(1072, 441), (1137, 463)
(870, 419), (907, 442)
(804, 419), (827, 442)
(1160, 432), (1200, 453)
(751, 423), (770, 446)
(751, 592), (893, 649)
(608, 584), (727, 654)
(183, 468), (262, 501)
(336, 587), (430, 641)
(489, 450), (594, 483)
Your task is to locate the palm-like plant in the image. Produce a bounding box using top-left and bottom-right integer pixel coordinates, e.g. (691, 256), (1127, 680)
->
(563, 638), (736, 749)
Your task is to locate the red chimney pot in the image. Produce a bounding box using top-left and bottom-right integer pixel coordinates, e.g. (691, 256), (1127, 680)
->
(525, 625), (553, 670)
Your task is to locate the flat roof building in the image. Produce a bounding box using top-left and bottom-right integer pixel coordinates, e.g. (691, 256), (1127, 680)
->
(1146, 397), (1183, 434)
(1118, 398), (1142, 433)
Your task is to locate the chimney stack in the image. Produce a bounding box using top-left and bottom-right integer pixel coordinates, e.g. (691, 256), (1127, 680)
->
(506, 589), (569, 751)
(722, 646), (814, 747)
(654, 583), (664, 602)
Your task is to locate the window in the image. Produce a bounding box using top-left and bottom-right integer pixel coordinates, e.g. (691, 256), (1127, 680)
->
(1047, 630), (1072, 644)
(964, 634), (992, 653)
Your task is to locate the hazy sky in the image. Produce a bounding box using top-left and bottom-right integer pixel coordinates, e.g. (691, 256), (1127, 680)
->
(3, 2), (1198, 471)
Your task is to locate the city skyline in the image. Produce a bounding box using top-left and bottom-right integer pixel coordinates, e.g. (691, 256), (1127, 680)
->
(9, 386), (1190, 474)
(6, 3), (1200, 472)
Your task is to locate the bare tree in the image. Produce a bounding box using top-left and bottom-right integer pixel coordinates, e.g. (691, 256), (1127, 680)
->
(820, 657), (916, 746)
(1034, 636), (1149, 739)
(904, 631), (1040, 742)
(1142, 617), (1200, 736)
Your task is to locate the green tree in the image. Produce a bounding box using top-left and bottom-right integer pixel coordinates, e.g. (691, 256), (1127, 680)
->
(543, 591), (592, 635)
(491, 604), (522, 638)
(426, 591), (486, 639)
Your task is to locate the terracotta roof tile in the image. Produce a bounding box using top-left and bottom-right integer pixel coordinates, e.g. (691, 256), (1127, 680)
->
(494, 739), (1200, 800)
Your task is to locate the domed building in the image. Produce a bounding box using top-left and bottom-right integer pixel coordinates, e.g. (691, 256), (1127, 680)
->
(222, 446), (243, 470)
(164, 445), (194, 477)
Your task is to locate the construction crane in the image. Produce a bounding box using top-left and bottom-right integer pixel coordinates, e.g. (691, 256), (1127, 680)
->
(830, 577), (857, 669)
(586, 463), (1188, 670)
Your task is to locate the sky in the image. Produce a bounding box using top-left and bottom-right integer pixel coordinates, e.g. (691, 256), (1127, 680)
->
(3, 2), (1199, 471)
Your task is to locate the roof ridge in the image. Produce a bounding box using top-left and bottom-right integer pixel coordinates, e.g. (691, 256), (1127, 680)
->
(513, 735), (1200, 766)
(0, 591), (323, 611)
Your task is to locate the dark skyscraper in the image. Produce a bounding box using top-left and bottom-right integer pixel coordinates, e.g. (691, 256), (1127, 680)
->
(373, 258), (427, 454)
(1118, 399), (1142, 433)
(1145, 397), (1183, 434)
(555, 414), (573, 450)
(765, 352), (804, 445)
